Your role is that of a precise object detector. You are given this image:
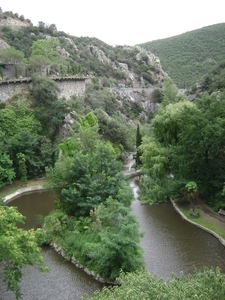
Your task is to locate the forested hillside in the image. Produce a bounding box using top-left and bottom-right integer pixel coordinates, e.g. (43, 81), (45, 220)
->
(140, 23), (225, 88)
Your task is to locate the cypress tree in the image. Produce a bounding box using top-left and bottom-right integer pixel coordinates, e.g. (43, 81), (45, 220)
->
(136, 124), (142, 166)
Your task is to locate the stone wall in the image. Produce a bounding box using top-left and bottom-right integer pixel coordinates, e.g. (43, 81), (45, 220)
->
(0, 82), (31, 102)
(0, 78), (86, 102)
(55, 79), (86, 99)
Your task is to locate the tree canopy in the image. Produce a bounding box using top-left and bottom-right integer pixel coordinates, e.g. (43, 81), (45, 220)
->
(0, 202), (48, 299)
(85, 267), (225, 300)
(140, 82), (225, 210)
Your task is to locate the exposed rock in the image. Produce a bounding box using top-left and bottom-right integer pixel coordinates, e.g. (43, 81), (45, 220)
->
(61, 111), (77, 137)
(63, 37), (79, 51)
(57, 46), (70, 59)
(0, 16), (29, 29)
(0, 38), (10, 50)
(87, 44), (111, 64)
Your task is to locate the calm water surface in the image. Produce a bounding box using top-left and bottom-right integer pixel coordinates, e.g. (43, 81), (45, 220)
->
(1, 191), (104, 300)
(130, 179), (225, 279)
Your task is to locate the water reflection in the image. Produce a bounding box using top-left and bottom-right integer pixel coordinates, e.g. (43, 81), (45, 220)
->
(7, 190), (57, 229)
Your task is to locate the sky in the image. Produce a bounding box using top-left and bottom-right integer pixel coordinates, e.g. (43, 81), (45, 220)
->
(1, 0), (225, 46)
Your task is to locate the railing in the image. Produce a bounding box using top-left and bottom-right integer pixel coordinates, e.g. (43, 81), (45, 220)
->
(0, 75), (88, 84)
(218, 209), (225, 216)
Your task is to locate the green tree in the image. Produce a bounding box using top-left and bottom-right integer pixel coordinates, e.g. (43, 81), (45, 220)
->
(6, 131), (53, 178)
(30, 38), (60, 61)
(0, 203), (47, 299)
(59, 142), (124, 216)
(31, 74), (60, 105)
(85, 267), (225, 300)
(31, 75), (67, 139)
(135, 123), (142, 166)
(0, 152), (15, 187)
(16, 152), (27, 184)
(0, 47), (25, 64)
(185, 181), (198, 214)
(46, 128), (131, 216)
(140, 136), (170, 203)
(86, 197), (144, 280)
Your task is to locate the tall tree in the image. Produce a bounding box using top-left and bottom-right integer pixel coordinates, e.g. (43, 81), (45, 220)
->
(135, 123), (142, 166)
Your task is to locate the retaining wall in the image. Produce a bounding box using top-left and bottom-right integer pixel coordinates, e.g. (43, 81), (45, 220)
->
(0, 77), (86, 102)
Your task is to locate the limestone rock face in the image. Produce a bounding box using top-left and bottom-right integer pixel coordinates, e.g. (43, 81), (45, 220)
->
(87, 45), (111, 64)
(0, 38), (10, 50)
(84, 44), (167, 88)
(0, 15), (29, 29)
(61, 111), (77, 137)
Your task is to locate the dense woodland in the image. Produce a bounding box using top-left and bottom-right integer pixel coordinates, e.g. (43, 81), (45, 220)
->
(140, 23), (225, 88)
(1, 10), (225, 299)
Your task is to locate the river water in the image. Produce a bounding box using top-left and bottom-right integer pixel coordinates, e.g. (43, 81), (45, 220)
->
(130, 178), (225, 279)
(1, 177), (225, 299)
(1, 191), (103, 300)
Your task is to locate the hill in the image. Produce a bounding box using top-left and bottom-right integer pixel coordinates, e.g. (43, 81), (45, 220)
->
(139, 23), (225, 89)
(0, 10), (166, 89)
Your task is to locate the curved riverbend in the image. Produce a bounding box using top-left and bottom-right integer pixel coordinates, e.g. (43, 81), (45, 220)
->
(1, 188), (104, 300)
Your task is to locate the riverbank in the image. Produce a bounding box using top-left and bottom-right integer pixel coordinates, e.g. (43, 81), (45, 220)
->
(0, 178), (48, 201)
(171, 199), (225, 246)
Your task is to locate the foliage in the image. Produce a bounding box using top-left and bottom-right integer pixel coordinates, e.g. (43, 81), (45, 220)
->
(83, 197), (144, 279)
(0, 152), (15, 187)
(31, 75), (67, 138)
(140, 84), (225, 209)
(84, 267), (225, 300)
(0, 47), (25, 64)
(43, 196), (143, 281)
(0, 99), (54, 180)
(140, 23), (225, 88)
(185, 181), (198, 214)
(31, 74), (60, 104)
(0, 202), (48, 299)
(16, 152), (27, 184)
(6, 131), (53, 178)
(192, 60), (225, 96)
(78, 111), (98, 128)
(140, 135), (170, 203)
(30, 38), (60, 61)
(135, 124), (142, 166)
(48, 136), (127, 216)
(95, 109), (134, 151)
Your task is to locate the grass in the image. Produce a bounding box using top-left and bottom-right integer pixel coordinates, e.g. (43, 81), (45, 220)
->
(178, 206), (225, 240)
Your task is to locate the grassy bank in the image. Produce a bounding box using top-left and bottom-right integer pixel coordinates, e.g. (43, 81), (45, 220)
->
(178, 206), (225, 240)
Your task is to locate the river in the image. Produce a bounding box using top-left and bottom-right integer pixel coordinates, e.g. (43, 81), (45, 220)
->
(1, 176), (225, 299)
(130, 178), (225, 279)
